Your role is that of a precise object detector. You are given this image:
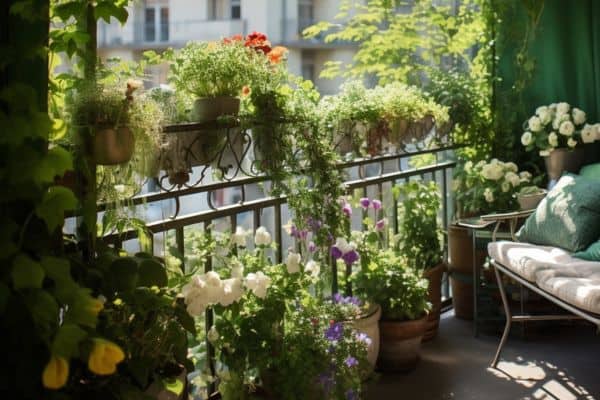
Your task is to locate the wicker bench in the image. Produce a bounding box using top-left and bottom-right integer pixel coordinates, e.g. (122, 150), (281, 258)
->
(488, 241), (600, 368)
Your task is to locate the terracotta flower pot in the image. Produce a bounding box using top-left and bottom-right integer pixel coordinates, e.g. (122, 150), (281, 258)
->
(93, 126), (135, 165)
(192, 96), (240, 123)
(378, 314), (428, 372)
(423, 263), (445, 341)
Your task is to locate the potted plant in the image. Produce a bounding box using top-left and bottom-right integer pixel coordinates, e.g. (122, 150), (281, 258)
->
(521, 102), (595, 185)
(450, 158), (533, 318)
(181, 227), (368, 399)
(517, 185), (547, 210)
(393, 181), (444, 340)
(70, 81), (139, 165)
(352, 248), (430, 372)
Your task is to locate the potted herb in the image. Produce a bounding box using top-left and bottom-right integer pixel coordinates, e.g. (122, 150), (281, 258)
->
(517, 185), (547, 210)
(71, 81), (138, 165)
(393, 181), (444, 340)
(521, 102), (594, 185)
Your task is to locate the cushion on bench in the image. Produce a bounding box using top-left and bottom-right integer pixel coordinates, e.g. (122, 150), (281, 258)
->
(488, 241), (600, 315)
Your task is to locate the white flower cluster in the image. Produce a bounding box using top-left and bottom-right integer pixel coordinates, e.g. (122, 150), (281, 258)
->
(521, 102), (599, 156)
(461, 159), (531, 205)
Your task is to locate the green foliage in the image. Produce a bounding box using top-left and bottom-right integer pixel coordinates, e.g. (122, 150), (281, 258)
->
(393, 180), (442, 271)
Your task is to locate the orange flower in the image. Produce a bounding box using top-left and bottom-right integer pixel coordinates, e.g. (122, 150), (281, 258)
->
(223, 34), (243, 44)
(268, 46), (288, 64)
(241, 86), (251, 97)
(245, 31), (271, 54)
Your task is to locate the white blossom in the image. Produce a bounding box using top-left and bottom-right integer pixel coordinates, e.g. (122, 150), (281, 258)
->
(572, 108), (586, 125)
(519, 171), (532, 182)
(505, 162), (518, 173)
(528, 116), (543, 132)
(484, 188), (494, 203)
(559, 120), (575, 136)
(567, 138), (578, 148)
(245, 271), (271, 299)
(230, 259), (244, 279)
(481, 163), (503, 181)
(557, 102), (570, 115)
(254, 226), (272, 246)
(220, 278), (244, 306)
(501, 181), (510, 193)
(231, 226), (248, 247)
(521, 131), (533, 146)
(505, 172), (520, 187)
(539, 149), (552, 157)
(304, 260), (320, 278)
(207, 326), (219, 343)
(581, 124), (596, 143)
(286, 251), (302, 274)
(464, 160), (473, 173)
(548, 132), (558, 148)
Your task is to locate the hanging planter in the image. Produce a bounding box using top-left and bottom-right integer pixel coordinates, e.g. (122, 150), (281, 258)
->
(93, 126), (135, 165)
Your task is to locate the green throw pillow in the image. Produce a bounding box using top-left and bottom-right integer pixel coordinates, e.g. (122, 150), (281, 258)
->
(580, 163), (600, 180)
(516, 174), (600, 252)
(573, 239), (600, 262)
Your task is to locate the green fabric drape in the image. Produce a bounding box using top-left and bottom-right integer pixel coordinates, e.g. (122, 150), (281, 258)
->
(524, 0), (600, 122)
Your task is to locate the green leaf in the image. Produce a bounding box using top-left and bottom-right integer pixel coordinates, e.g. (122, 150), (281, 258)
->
(95, 1), (129, 25)
(107, 257), (139, 292)
(161, 375), (185, 396)
(41, 256), (78, 303)
(52, 323), (88, 358)
(35, 186), (77, 232)
(24, 289), (60, 340)
(34, 145), (73, 183)
(12, 254), (45, 289)
(137, 258), (167, 288)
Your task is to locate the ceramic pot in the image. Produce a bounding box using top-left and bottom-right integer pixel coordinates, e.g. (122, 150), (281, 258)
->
(349, 304), (381, 377)
(162, 129), (226, 169)
(517, 190), (547, 211)
(378, 314), (428, 372)
(423, 263), (445, 341)
(543, 147), (584, 182)
(192, 96), (240, 123)
(93, 126), (135, 165)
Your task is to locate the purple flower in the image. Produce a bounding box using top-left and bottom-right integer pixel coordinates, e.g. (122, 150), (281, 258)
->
(325, 322), (344, 342)
(348, 296), (362, 306)
(342, 203), (352, 217)
(308, 217), (322, 231)
(342, 249), (359, 266)
(346, 389), (358, 400)
(318, 372), (335, 395)
(344, 356), (358, 368)
(308, 241), (317, 253)
(356, 332), (372, 346)
(290, 225), (299, 238)
(331, 245), (343, 260)
(359, 197), (370, 209)
(299, 229), (308, 240)
(375, 218), (386, 231)
(333, 293), (343, 303)
(372, 199), (382, 210)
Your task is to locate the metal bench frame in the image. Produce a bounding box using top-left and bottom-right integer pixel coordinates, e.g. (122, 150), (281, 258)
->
(490, 258), (600, 368)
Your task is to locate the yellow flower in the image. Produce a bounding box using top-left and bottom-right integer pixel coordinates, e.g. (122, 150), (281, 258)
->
(42, 355), (69, 390)
(88, 339), (125, 375)
(87, 297), (104, 316)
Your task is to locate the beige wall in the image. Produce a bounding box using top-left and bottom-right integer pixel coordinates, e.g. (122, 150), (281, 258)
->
(314, 48), (354, 94)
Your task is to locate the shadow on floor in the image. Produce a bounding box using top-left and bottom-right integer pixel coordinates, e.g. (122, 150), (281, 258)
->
(367, 311), (600, 400)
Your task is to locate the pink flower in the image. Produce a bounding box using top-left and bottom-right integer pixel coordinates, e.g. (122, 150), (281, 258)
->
(372, 199), (382, 210)
(359, 198), (370, 209)
(342, 203), (352, 217)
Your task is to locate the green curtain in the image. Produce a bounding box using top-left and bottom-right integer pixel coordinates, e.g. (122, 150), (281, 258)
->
(524, 0), (600, 122)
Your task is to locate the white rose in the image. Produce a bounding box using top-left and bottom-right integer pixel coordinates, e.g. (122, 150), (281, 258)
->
(484, 188), (494, 203)
(304, 260), (320, 278)
(231, 226), (248, 247)
(539, 149), (552, 157)
(567, 138), (578, 148)
(528, 116), (542, 132)
(535, 105), (548, 116)
(220, 278), (243, 306)
(572, 108), (586, 125)
(521, 131), (533, 146)
(552, 113), (569, 130)
(557, 102), (570, 115)
(207, 326), (219, 343)
(205, 271), (222, 287)
(254, 226), (272, 246)
(519, 171), (532, 182)
(581, 124), (595, 143)
(186, 296), (208, 317)
(549, 103), (557, 111)
(505, 171), (520, 187)
(481, 163), (503, 181)
(548, 132), (558, 147)
(286, 251), (302, 274)
(559, 120), (575, 136)
(464, 161), (473, 173)
(505, 162), (518, 173)
(538, 109), (552, 125)
(245, 272), (271, 298)
(501, 181), (510, 193)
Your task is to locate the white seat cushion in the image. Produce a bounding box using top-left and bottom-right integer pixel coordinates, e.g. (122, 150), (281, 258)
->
(488, 241), (600, 315)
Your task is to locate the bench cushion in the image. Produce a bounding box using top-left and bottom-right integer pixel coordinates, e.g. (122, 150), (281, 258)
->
(488, 241), (600, 314)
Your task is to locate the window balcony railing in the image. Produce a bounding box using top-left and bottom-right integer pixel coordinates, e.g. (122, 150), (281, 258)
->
(97, 19), (247, 48)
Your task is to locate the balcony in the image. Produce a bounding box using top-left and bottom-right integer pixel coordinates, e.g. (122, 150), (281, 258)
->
(98, 19), (247, 49)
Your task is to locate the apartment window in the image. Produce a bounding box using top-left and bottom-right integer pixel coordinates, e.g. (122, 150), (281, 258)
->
(298, 0), (314, 33)
(301, 50), (315, 83)
(231, 0), (241, 19)
(145, 1), (169, 42)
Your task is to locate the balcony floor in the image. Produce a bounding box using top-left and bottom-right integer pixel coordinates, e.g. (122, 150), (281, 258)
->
(368, 312), (600, 399)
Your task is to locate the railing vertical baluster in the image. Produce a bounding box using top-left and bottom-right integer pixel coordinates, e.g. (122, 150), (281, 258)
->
(176, 227), (185, 273)
(442, 168), (450, 300)
(275, 203), (282, 263)
(204, 221), (216, 395)
(254, 208), (260, 231)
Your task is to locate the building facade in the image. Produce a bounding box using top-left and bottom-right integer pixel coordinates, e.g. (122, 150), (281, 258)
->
(98, 0), (356, 94)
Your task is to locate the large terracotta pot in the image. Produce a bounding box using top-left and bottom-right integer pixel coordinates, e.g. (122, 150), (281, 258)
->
(349, 304), (381, 377)
(543, 147), (585, 183)
(192, 96), (240, 123)
(447, 224), (486, 320)
(93, 126), (135, 165)
(378, 314), (428, 372)
(423, 263), (445, 341)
